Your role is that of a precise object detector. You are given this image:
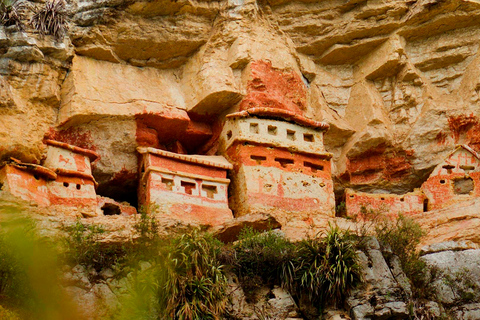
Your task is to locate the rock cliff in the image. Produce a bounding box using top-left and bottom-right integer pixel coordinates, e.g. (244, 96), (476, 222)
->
(1, 2), (480, 316)
(2, 0), (480, 197)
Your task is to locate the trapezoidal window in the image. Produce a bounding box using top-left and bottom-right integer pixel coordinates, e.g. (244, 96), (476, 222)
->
(202, 185), (218, 199)
(460, 165), (475, 172)
(304, 161), (323, 172)
(268, 125), (278, 136)
(275, 157), (294, 168)
(442, 165), (455, 174)
(250, 123), (259, 134)
(303, 133), (314, 142)
(286, 129), (296, 141)
(454, 177), (474, 195)
(161, 177), (174, 191)
(251, 155), (266, 164)
(181, 181), (196, 195)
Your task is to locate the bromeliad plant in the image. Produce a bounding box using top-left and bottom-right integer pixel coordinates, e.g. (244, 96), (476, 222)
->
(30, 0), (68, 40)
(297, 225), (362, 307)
(162, 230), (228, 320)
(233, 225), (362, 310)
(0, 0), (27, 30)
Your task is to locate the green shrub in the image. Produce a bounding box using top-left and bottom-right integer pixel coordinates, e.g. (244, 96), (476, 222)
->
(0, 217), (80, 319)
(292, 225), (361, 308)
(0, 305), (20, 320)
(118, 229), (228, 320)
(0, 231), (27, 304)
(233, 228), (295, 297)
(131, 209), (161, 261)
(375, 214), (426, 293)
(0, 0), (26, 29)
(162, 229), (228, 319)
(30, 0), (67, 40)
(63, 219), (126, 273)
(232, 226), (361, 310)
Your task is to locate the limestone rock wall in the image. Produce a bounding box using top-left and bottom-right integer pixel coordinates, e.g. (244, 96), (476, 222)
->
(1, 0), (480, 206)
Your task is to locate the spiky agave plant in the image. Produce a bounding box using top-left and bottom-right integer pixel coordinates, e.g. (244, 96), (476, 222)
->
(0, 0), (27, 30)
(161, 229), (228, 319)
(30, 0), (68, 40)
(294, 225), (362, 308)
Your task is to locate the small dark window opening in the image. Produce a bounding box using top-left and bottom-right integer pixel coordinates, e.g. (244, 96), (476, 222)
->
(227, 131), (232, 140)
(268, 126), (278, 135)
(140, 164), (145, 174)
(63, 182), (69, 187)
(34, 175), (40, 180)
(0, 182), (3, 190)
(275, 157), (294, 168)
(76, 184), (81, 190)
(181, 181), (196, 195)
(287, 129), (296, 141)
(251, 155), (267, 164)
(381, 197), (385, 201)
(202, 185), (218, 199)
(304, 161), (323, 172)
(102, 203), (121, 216)
(423, 199), (429, 212)
(440, 179), (446, 184)
(250, 123), (259, 134)
(303, 133), (314, 142)
(454, 177), (474, 195)
(350, 194), (354, 198)
(161, 177), (174, 191)
(460, 165), (475, 171)
(400, 197), (404, 202)
(442, 165), (455, 174)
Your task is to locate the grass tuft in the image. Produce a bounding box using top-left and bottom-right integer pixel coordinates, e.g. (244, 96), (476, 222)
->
(0, 0), (26, 30)
(30, 0), (68, 40)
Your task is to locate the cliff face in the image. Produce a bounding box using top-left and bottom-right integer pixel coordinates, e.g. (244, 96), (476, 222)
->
(1, 0), (480, 236)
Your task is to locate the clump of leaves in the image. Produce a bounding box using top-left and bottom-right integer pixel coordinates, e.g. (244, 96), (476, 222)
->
(0, 216), (80, 318)
(30, 0), (68, 40)
(0, 305), (20, 320)
(128, 208), (161, 262)
(63, 219), (126, 274)
(233, 228), (295, 298)
(0, 0), (27, 30)
(232, 226), (361, 311)
(375, 214), (427, 294)
(161, 229), (228, 319)
(291, 225), (362, 308)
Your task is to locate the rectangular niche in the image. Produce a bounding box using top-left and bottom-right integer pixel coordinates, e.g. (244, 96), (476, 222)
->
(202, 184), (218, 199)
(287, 129), (296, 141)
(268, 125), (278, 136)
(250, 123), (259, 134)
(303, 133), (314, 142)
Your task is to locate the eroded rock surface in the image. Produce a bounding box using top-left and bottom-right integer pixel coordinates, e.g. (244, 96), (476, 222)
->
(0, 0), (479, 203)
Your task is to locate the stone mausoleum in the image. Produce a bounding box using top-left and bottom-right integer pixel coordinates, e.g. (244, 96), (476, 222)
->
(346, 145), (480, 218)
(0, 139), (99, 216)
(220, 107), (335, 228)
(137, 147), (233, 226)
